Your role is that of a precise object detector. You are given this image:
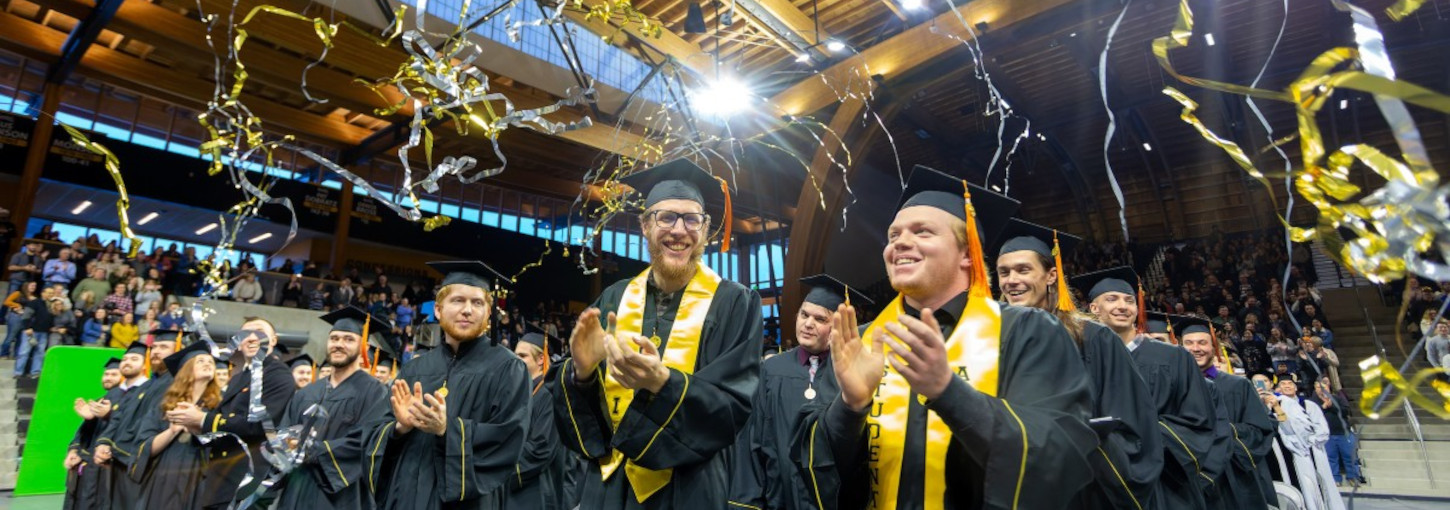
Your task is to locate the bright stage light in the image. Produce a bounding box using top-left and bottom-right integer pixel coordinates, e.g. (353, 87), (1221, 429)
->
(196, 223), (218, 235)
(71, 201), (92, 214)
(691, 76), (754, 117)
(825, 39), (847, 52)
(900, 0), (923, 10)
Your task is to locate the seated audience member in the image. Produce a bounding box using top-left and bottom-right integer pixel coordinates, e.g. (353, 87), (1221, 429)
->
(1296, 336), (1341, 392)
(158, 302), (188, 331)
(109, 313), (140, 350)
(82, 308), (109, 345)
(1425, 320), (1450, 370)
(232, 273), (264, 304)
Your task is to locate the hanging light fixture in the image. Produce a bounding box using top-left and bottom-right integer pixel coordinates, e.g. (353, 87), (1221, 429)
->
(685, 2), (708, 33)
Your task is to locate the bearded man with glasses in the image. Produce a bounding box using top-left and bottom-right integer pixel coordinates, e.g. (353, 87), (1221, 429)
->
(553, 159), (762, 510)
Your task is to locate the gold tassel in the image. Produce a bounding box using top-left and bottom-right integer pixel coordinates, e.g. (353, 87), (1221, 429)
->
(1136, 283), (1149, 334)
(1052, 230), (1076, 312)
(717, 177), (732, 253)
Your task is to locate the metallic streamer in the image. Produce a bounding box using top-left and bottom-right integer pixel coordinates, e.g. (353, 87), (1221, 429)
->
(57, 124), (144, 258)
(1357, 355), (1450, 420)
(1098, 0), (1133, 242)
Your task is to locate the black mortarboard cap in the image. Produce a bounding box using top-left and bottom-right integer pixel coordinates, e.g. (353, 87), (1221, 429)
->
(897, 165), (1020, 247)
(321, 306), (394, 336)
(997, 218), (1081, 261)
(800, 274), (874, 311)
(369, 330), (402, 360)
(104, 357), (122, 370)
(125, 340), (149, 356)
(149, 328), (185, 345)
(288, 353), (315, 370)
(274, 343), (292, 356)
(618, 158), (725, 215)
(163, 339), (213, 376)
(1071, 266), (1140, 302)
(215, 356), (230, 369)
(1173, 315), (1213, 336)
(1145, 311), (1172, 334)
(426, 261), (509, 292)
(520, 332), (547, 349)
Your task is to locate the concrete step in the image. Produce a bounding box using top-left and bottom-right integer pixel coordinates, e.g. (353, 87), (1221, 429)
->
(0, 409), (15, 422)
(1347, 482), (1450, 500)
(0, 470), (14, 491)
(1359, 423), (1450, 440)
(1352, 474), (1450, 492)
(1359, 440), (1450, 456)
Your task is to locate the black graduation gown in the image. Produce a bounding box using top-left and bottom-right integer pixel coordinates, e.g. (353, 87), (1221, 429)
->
(552, 276), (762, 510)
(1129, 340), (1218, 510)
(197, 353), (298, 508)
(365, 337), (532, 509)
(1205, 373), (1275, 510)
(507, 375), (563, 510)
(131, 396), (210, 510)
(97, 373), (169, 510)
(272, 369), (390, 510)
(1077, 322), (1164, 510)
(65, 386), (124, 510)
(792, 298), (1097, 510)
(728, 346), (836, 510)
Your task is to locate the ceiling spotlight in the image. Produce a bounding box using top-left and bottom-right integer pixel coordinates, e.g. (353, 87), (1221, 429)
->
(137, 212), (160, 225)
(248, 233), (273, 243)
(691, 75), (754, 117)
(71, 201), (93, 215)
(795, 53), (811, 63)
(900, 0), (923, 10)
(975, 21), (989, 33)
(1142, 142), (1153, 152)
(1204, 33), (1216, 46)
(825, 39), (847, 52)
(195, 223), (219, 235)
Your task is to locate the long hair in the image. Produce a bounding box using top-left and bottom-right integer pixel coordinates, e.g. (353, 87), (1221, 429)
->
(160, 355), (222, 413)
(1034, 253), (1086, 345)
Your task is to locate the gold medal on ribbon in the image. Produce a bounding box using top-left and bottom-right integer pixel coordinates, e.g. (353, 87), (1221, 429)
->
(438, 383), (449, 398)
(804, 386), (816, 400)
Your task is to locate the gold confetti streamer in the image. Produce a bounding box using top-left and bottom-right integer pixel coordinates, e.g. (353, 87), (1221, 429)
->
(1357, 356), (1449, 419)
(58, 124), (143, 258)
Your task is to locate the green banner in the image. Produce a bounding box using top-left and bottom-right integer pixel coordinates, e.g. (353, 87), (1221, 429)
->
(15, 346), (122, 496)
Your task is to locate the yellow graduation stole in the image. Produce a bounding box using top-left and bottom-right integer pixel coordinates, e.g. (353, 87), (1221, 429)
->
(861, 294), (1002, 510)
(600, 263), (721, 503)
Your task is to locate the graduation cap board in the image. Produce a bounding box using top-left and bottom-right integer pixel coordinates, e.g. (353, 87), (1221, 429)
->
(800, 274), (875, 312)
(288, 354), (315, 370)
(163, 339), (213, 376)
(124, 340), (149, 357)
(105, 357), (122, 370)
(519, 332), (547, 350)
(321, 306), (394, 337)
(148, 328), (186, 344)
(618, 158), (733, 251)
(427, 261), (510, 293)
(996, 218), (1082, 311)
(1172, 314), (1230, 369)
(1144, 311), (1172, 335)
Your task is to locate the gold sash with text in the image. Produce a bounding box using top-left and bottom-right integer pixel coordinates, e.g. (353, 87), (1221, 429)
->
(861, 294), (1002, 510)
(601, 264), (721, 502)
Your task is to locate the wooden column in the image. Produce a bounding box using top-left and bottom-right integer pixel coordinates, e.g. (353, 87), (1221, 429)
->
(779, 97), (882, 341)
(9, 82), (61, 257)
(328, 181), (354, 274)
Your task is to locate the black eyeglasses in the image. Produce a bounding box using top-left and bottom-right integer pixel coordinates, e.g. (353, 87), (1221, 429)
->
(646, 210), (708, 232)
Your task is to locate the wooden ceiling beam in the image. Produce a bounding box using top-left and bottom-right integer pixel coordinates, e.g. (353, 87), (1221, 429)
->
(562, 0), (714, 76)
(0, 9), (375, 144)
(768, 0), (1076, 117)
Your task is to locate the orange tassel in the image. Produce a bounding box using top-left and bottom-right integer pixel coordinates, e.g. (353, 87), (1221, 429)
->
(960, 181), (991, 299)
(1052, 230), (1076, 313)
(533, 339), (550, 395)
(143, 342), (153, 376)
(1166, 321), (1179, 346)
(359, 315), (372, 371)
(1136, 283), (1149, 334)
(310, 362), (317, 383)
(717, 177), (732, 253)
(1210, 322), (1232, 371)
(370, 348), (380, 377)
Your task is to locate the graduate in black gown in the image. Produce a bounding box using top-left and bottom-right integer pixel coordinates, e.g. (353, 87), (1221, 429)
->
(166, 317), (297, 508)
(366, 260), (532, 509)
(132, 340), (221, 510)
(94, 333), (179, 510)
(993, 219), (1163, 510)
(270, 306), (392, 509)
(64, 357), (123, 510)
(507, 332), (565, 510)
(1074, 268), (1220, 510)
(1175, 315), (1276, 510)
(552, 159), (762, 510)
(728, 274), (871, 510)
(289, 353), (316, 390)
(793, 166), (1097, 510)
